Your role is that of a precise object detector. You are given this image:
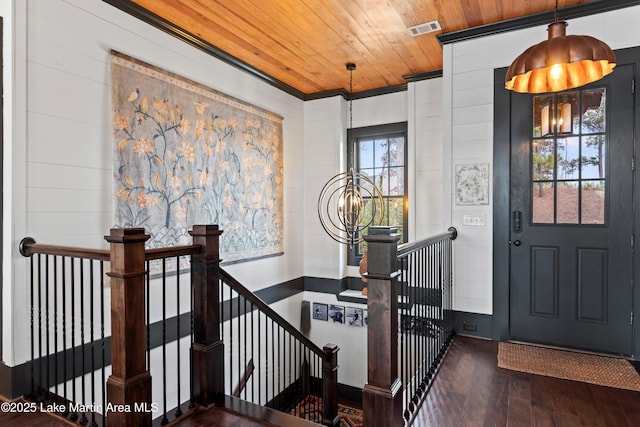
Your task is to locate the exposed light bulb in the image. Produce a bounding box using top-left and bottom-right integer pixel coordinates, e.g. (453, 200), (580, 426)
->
(549, 63), (563, 81)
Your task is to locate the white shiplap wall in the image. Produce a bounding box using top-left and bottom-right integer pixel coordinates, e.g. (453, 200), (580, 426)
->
(444, 5), (640, 315)
(4, 0), (306, 365)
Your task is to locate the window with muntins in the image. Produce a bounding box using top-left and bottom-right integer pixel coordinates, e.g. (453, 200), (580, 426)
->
(347, 122), (408, 265)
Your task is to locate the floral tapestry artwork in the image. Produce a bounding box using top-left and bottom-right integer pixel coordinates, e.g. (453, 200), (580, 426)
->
(111, 52), (284, 263)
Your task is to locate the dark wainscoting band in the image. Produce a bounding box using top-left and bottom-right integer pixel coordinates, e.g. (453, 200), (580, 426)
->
(1, 275), (493, 398)
(453, 311), (493, 339)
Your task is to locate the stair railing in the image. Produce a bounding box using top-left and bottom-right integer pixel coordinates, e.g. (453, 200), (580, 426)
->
(19, 225), (340, 426)
(361, 226), (457, 427)
(218, 268), (339, 426)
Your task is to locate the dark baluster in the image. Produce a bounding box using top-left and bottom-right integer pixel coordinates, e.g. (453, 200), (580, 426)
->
(319, 353), (323, 423)
(293, 337), (297, 416)
(146, 261), (151, 371)
(271, 321), (275, 407)
(302, 342), (307, 417)
(257, 309), (261, 405)
(243, 296), (247, 401)
(36, 254), (43, 402)
(229, 287), (234, 397)
(432, 243), (436, 370)
(161, 259), (169, 425)
(288, 334), (292, 411)
(399, 256), (406, 421)
(276, 324), (280, 410)
(411, 252), (416, 411)
(313, 352), (317, 421)
(251, 302), (255, 403)
(89, 261), (97, 427)
(438, 240), (442, 343)
(237, 291), (240, 401)
(29, 255), (35, 397)
(100, 261), (106, 426)
(45, 255), (51, 404)
(175, 260), (183, 418)
(53, 256), (59, 407)
(69, 258), (78, 421)
(79, 260), (88, 424)
(188, 266), (195, 409)
(62, 257), (67, 410)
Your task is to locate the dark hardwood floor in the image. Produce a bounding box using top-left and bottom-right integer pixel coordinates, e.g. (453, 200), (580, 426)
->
(3, 335), (639, 426)
(414, 335), (640, 427)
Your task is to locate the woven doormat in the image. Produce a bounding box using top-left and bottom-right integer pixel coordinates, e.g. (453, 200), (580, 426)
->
(498, 342), (640, 392)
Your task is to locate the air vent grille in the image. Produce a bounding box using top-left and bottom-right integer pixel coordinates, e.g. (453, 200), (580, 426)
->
(409, 20), (441, 36)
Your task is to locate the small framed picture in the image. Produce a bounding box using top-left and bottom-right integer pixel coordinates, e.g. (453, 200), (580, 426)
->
(312, 303), (328, 321)
(328, 304), (345, 324)
(346, 307), (363, 326)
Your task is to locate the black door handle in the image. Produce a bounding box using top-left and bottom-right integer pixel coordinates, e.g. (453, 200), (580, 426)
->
(511, 239), (521, 246)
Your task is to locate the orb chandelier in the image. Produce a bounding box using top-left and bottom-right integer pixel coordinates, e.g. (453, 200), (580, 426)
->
(317, 64), (385, 247)
(505, 0), (616, 93)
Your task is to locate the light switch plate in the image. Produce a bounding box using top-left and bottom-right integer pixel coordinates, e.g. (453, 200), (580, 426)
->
(463, 214), (486, 226)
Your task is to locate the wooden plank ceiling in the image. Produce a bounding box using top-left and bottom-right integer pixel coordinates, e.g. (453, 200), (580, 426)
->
(129, 0), (593, 96)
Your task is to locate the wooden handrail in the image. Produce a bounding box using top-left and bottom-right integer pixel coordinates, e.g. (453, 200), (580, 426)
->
(397, 226), (457, 258)
(19, 237), (110, 261)
(145, 244), (202, 260)
(18, 238), (204, 262)
(220, 269), (328, 359)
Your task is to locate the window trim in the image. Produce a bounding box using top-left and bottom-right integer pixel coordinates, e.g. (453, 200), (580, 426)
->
(346, 121), (408, 266)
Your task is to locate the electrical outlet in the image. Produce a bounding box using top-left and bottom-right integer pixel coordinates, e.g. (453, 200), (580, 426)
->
(462, 322), (477, 332)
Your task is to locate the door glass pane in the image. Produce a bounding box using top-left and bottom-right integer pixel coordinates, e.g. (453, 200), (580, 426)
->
(582, 180), (605, 224)
(557, 136), (579, 180)
(581, 89), (606, 134)
(556, 181), (579, 224)
(532, 139), (555, 180)
(581, 135), (606, 180)
(557, 91), (578, 135)
(532, 182), (554, 223)
(533, 95), (553, 137)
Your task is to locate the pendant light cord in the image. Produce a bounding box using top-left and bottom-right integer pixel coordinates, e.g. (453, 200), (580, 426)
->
(349, 66), (353, 129)
(347, 63), (356, 171)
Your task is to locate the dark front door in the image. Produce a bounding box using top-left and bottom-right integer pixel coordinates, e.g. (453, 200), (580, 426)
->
(509, 64), (634, 355)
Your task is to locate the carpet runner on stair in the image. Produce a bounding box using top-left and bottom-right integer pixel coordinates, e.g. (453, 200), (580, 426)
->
(290, 395), (363, 427)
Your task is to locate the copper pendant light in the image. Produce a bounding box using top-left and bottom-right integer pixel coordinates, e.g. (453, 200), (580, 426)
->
(505, 1), (616, 93)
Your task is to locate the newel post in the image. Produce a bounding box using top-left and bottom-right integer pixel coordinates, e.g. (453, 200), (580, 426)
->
(189, 224), (224, 406)
(105, 228), (152, 427)
(362, 226), (403, 427)
(322, 343), (340, 426)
